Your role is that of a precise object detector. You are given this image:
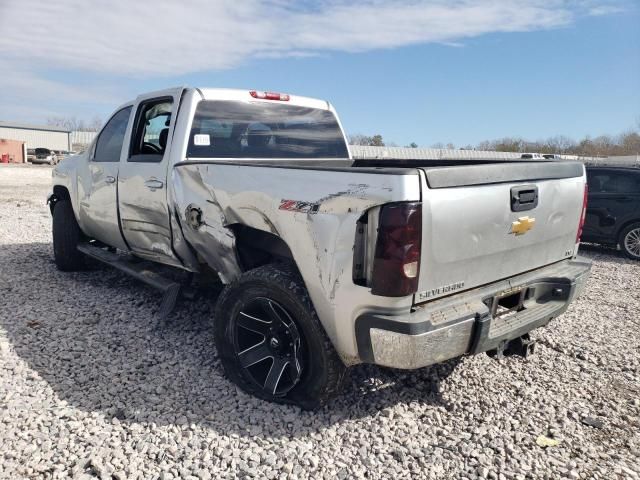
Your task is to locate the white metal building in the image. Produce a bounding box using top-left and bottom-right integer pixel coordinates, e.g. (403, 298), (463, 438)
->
(349, 146), (639, 166)
(70, 131), (97, 151)
(350, 145), (523, 160)
(584, 155), (640, 167)
(0, 122), (71, 151)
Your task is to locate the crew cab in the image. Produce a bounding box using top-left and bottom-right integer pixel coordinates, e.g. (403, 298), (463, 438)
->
(49, 87), (591, 408)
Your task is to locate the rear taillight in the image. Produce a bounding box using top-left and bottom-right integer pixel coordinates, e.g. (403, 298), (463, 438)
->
(371, 202), (422, 297)
(249, 90), (290, 101)
(576, 184), (588, 242)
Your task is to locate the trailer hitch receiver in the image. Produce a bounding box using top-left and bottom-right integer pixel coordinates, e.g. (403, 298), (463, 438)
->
(488, 334), (536, 359)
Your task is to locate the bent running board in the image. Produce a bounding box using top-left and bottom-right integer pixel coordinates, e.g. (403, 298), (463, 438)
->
(77, 243), (181, 321)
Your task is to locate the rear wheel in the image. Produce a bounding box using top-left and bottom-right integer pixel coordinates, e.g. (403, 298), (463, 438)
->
(52, 200), (84, 271)
(620, 223), (640, 260)
(214, 264), (347, 409)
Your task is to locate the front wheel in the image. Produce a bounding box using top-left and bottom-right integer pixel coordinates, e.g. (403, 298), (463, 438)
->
(52, 200), (84, 271)
(214, 264), (347, 409)
(620, 223), (640, 260)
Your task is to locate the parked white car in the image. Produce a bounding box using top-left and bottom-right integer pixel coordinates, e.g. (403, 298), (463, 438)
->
(31, 148), (58, 165)
(521, 152), (545, 160)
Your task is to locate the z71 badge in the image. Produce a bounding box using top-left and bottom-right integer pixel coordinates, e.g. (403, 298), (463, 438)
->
(279, 199), (320, 214)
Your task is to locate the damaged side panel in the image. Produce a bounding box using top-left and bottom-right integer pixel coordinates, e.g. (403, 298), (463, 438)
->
(171, 161), (420, 363)
(172, 165), (243, 284)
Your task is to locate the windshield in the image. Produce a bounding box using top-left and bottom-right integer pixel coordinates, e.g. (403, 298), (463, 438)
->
(187, 101), (348, 159)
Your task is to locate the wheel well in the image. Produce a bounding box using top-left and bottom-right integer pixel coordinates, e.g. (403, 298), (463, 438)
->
(617, 219), (640, 241)
(49, 185), (71, 214)
(231, 224), (295, 271)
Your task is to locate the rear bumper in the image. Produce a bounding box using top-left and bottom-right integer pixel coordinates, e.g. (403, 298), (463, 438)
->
(355, 257), (591, 369)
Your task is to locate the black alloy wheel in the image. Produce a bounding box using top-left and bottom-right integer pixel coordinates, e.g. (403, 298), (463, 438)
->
(214, 264), (347, 408)
(232, 297), (303, 396)
(620, 223), (640, 260)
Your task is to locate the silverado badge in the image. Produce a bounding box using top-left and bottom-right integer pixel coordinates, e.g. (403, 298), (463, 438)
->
(510, 216), (536, 236)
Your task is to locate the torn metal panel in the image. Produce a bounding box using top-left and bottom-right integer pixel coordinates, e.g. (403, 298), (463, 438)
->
(172, 165), (242, 284)
(172, 160), (420, 364)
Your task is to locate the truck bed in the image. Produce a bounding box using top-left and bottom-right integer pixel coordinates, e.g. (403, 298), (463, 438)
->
(179, 156), (572, 173)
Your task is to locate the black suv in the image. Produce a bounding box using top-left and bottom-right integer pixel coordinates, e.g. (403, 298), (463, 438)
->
(583, 166), (640, 260)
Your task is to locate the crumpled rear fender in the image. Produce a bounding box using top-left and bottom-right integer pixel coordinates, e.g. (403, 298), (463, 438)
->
(170, 161), (420, 363)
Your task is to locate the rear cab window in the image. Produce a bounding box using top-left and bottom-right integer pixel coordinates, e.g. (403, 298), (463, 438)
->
(186, 101), (348, 159)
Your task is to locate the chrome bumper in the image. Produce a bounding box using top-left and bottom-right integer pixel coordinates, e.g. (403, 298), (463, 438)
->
(355, 257), (591, 369)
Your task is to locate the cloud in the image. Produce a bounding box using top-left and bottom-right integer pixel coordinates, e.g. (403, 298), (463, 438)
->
(588, 5), (625, 16)
(0, 57), (123, 122)
(0, 0), (625, 76)
(0, 0), (625, 122)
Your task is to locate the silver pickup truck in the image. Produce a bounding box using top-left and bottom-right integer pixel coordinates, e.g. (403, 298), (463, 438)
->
(49, 87), (591, 408)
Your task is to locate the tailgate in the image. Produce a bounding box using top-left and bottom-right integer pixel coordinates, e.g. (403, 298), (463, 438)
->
(416, 162), (585, 302)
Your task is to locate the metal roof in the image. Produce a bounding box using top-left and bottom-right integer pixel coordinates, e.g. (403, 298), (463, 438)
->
(350, 145), (523, 160)
(583, 155), (640, 168)
(0, 121), (70, 133)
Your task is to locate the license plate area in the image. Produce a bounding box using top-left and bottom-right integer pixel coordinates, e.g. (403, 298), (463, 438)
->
(489, 288), (526, 318)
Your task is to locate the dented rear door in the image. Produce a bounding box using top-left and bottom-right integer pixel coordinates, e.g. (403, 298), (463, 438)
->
(117, 88), (185, 266)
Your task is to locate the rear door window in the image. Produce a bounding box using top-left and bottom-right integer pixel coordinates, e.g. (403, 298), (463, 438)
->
(615, 174), (640, 193)
(588, 171), (640, 194)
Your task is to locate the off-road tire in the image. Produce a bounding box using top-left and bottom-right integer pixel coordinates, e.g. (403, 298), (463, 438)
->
(619, 222), (640, 260)
(214, 263), (348, 409)
(52, 200), (84, 271)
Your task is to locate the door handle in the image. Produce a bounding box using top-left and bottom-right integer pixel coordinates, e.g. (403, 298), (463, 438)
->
(144, 179), (164, 190)
(510, 185), (538, 212)
(105, 176), (116, 184)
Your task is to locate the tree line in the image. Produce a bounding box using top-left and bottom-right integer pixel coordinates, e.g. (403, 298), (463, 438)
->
(475, 130), (640, 157)
(46, 116), (103, 132)
(350, 126), (640, 157)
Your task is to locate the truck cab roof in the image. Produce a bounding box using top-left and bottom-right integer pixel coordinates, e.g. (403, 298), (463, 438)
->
(198, 88), (332, 111)
(121, 87), (333, 113)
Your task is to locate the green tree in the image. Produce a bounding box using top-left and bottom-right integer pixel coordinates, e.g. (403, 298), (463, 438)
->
(348, 134), (371, 146)
(370, 134), (385, 147)
(349, 134), (386, 147)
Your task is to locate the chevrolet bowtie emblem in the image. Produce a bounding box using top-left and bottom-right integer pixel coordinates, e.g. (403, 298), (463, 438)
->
(510, 216), (536, 236)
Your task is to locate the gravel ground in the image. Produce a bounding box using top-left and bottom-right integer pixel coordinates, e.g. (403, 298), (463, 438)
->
(1, 164), (639, 480)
